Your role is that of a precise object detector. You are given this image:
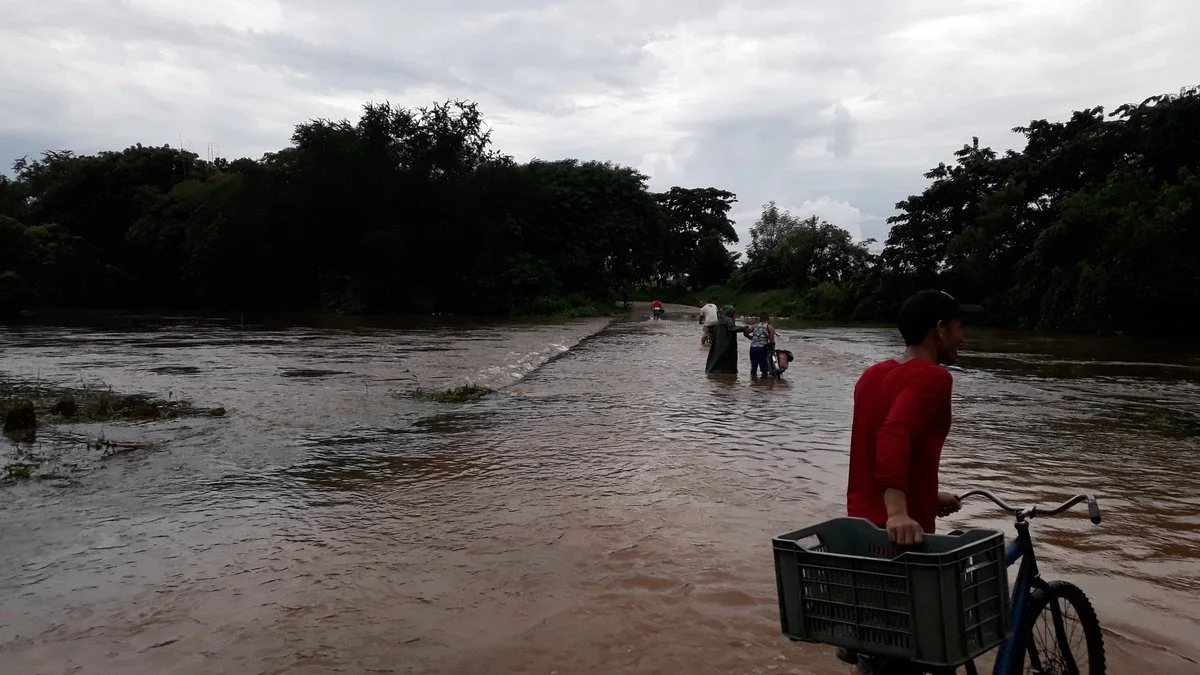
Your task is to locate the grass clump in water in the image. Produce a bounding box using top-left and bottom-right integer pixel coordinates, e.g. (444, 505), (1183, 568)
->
(1, 376), (227, 430)
(5, 463), (34, 480)
(413, 384), (494, 403)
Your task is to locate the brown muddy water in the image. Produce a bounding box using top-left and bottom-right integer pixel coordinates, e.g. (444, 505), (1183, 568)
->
(1, 312), (1198, 674)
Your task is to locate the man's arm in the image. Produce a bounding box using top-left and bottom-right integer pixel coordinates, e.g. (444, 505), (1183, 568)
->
(883, 489), (913, 523)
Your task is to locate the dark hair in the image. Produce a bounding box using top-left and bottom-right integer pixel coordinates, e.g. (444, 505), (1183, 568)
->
(897, 290), (961, 346)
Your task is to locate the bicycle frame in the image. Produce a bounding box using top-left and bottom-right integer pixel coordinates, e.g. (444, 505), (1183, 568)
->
(989, 519), (1041, 674)
(959, 489), (1099, 675)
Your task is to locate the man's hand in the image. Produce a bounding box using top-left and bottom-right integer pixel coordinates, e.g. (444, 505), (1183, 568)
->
(886, 513), (924, 546)
(938, 491), (962, 517)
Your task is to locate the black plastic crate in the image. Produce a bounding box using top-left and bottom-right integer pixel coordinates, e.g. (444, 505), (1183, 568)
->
(773, 517), (1010, 668)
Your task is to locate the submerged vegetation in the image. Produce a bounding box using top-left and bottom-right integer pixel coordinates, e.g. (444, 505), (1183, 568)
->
(411, 384), (494, 404)
(1, 378), (225, 429)
(1, 375), (226, 484)
(2, 87), (1199, 334)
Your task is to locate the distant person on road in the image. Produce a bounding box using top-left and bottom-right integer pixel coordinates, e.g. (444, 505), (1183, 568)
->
(699, 300), (719, 345)
(744, 314), (776, 377)
(650, 299), (664, 320)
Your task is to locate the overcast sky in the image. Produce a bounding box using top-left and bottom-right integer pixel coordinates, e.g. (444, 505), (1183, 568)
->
(2, 0), (1197, 246)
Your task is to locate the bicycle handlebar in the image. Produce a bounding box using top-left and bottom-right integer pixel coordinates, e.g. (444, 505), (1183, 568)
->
(956, 489), (1102, 525)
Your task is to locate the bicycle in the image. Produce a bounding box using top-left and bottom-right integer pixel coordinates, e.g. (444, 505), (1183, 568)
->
(951, 489), (1106, 674)
(772, 490), (1107, 675)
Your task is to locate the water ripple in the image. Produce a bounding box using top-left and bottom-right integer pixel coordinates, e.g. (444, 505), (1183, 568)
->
(0, 314), (1196, 673)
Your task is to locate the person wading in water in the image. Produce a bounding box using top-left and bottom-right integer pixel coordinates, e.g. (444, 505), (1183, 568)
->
(699, 300), (718, 345)
(841, 289), (967, 674)
(744, 314), (776, 377)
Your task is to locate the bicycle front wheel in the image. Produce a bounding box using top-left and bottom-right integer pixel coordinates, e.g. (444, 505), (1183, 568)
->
(1012, 580), (1106, 674)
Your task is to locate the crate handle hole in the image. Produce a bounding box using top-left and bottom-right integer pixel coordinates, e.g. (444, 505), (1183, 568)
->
(797, 534), (822, 550)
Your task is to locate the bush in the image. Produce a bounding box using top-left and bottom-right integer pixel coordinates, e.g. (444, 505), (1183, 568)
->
(0, 271), (31, 319)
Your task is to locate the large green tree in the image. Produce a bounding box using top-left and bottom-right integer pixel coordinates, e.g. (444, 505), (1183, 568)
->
(889, 86), (1200, 334)
(1, 99), (738, 317)
(4, 88), (1198, 335)
(738, 202), (872, 292)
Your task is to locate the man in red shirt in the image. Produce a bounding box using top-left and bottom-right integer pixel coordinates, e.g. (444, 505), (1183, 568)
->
(847, 289), (965, 546)
(840, 290), (968, 674)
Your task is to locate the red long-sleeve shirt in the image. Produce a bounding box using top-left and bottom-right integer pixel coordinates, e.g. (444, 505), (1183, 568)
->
(847, 358), (953, 533)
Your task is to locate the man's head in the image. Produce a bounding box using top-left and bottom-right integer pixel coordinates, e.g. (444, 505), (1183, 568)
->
(897, 290), (964, 365)
(759, 313), (770, 322)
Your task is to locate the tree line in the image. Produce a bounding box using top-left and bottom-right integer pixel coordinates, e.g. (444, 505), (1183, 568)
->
(2, 87), (1197, 335)
(0, 100), (738, 318)
(714, 86), (1200, 336)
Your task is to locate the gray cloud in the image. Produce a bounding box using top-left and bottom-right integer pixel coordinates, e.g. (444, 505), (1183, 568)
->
(1, 0), (1198, 245)
(828, 104), (855, 159)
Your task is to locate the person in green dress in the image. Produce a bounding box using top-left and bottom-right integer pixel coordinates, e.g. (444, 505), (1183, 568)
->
(705, 306), (743, 374)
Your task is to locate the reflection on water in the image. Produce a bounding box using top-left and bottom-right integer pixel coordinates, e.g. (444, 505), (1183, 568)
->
(0, 313), (1198, 674)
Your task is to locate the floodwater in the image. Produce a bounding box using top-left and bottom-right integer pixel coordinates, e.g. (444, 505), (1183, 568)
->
(1, 311), (1198, 674)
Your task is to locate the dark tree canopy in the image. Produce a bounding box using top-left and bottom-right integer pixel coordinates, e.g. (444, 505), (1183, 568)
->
(0, 100), (735, 317)
(3, 89), (1198, 336)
